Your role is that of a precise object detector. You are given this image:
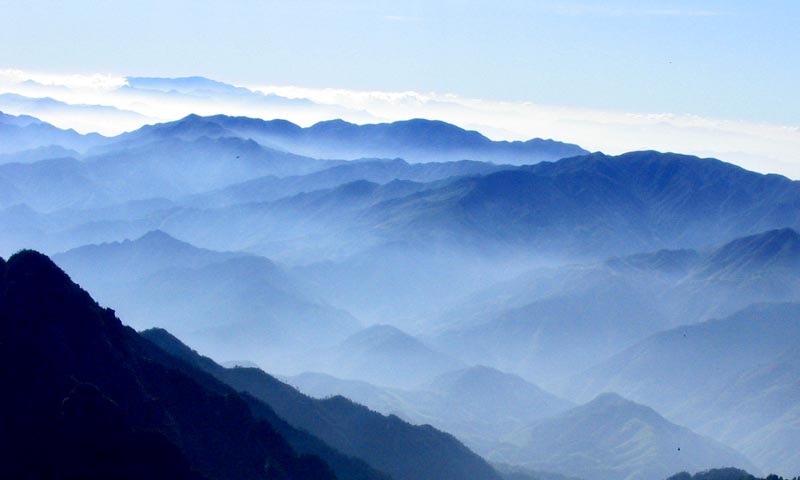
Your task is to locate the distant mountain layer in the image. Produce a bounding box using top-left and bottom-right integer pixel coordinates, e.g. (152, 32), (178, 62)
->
(0, 137), (333, 212)
(143, 328), (503, 480)
(4, 115), (800, 266)
(122, 113), (586, 164)
(492, 393), (755, 480)
(0, 110), (106, 154)
(694, 346), (800, 477)
(286, 365), (572, 455)
(324, 324), (464, 388)
(568, 302), (800, 477)
(569, 302), (800, 406)
(665, 468), (788, 480)
(0, 93), (149, 133)
(359, 151), (800, 256)
(54, 229), (245, 283)
(125, 76), (315, 108)
(54, 231), (361, 371)
(189, 157), (505, 208)
(0, 144), (79, 164)
(433, 228), (800, 386)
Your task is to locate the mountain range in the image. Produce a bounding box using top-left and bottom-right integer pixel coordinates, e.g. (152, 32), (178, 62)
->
(1, 107), (799, 479)
(53, 231), (360, 372)
(182, 115), (588, 163)
(431, 228), (800, 387)
(0, 110), (106, 154)
(285, 365), (573, 455)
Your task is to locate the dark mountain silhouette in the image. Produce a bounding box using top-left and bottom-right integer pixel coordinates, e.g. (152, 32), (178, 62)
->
(0, 250), (348, 480)
(493, 393), (755, 480)
(143, 328), (504, 480)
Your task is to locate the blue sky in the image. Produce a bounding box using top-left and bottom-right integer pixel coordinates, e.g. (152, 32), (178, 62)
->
(1, 0), (798, 125)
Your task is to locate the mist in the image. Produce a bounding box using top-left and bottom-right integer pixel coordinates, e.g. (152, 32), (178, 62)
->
(2, 107), (800, 480)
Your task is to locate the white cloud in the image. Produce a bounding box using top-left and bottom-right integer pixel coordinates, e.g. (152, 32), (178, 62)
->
(0, 67), (798, 179)
(250, 83), (800, 178)
(0, 68), (127, 90)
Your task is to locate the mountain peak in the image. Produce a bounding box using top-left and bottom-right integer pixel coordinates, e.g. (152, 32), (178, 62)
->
(3, 249), (122, 341)
(427, 365), (570, 412)
(564, 392), (665, 425)
(309, 118), (357, 130)
(432, 365), (520, 387)
(588, 392), (633, 408)
(344, 324), (409, 344)
(0, 110), (43, 127)
(507, 390), (755, 480)
(730, 227), (800, 251)
(701, 228), (800, 277)
(135, 229), (185, 245)
(127, 76), (245, 95)
(6, 249), (79, 291)
(0, 250), (344, 480)
(606, 248), (701, 275)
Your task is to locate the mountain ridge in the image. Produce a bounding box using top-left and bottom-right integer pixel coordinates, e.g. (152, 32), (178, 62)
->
(492, 393), (755, 480)
(125, 113), (587, 164)
(143, 327), (503, 480)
